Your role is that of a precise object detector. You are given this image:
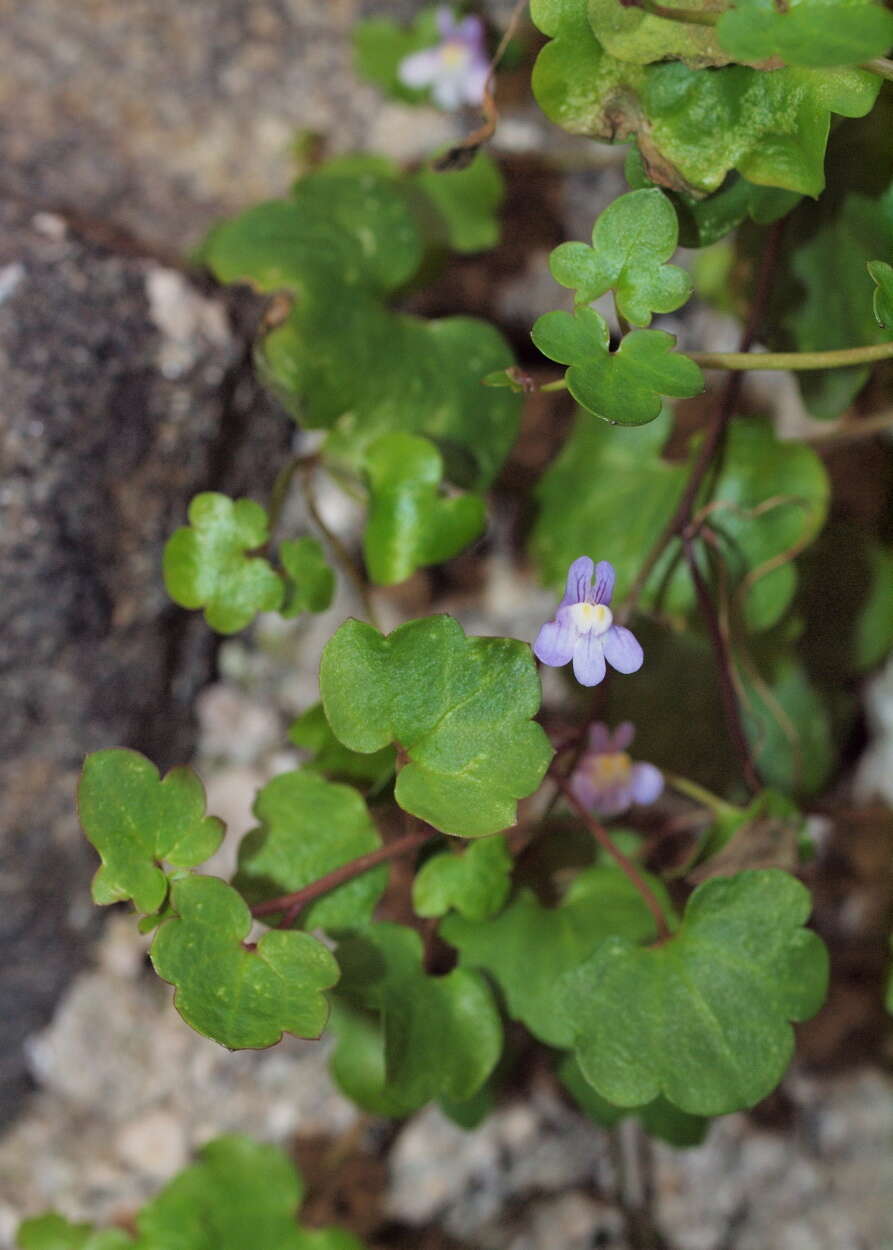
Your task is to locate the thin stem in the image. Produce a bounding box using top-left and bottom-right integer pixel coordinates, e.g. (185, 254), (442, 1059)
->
(863, 56), (893, 81)
(552, 771), (672, 942)
(251, 829), (435, 926)
(804, 408), (893, 446)
(617, 217), (786, 624)
(683, 538), (760, 795)
(690, 340), (893, 371)
(664, 771), (739, 819)
(267, 452), (318, 540)
(302, 467), (383, 630)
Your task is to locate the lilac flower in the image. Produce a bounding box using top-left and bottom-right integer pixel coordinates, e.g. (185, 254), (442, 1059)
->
(570, 722), (664, 819)
(397, 8), (489, 111)
(534, 556), (644, 687)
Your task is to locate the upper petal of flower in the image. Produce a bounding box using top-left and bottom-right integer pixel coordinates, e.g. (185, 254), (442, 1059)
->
(559, 555), (594, 608)
(629, 762), (664, 806)
(610, 720), (636, 752)
(602, 624), (644, 675)
(586, 722), (613, 754)
(572, 632), (606, 687)
(533, 605), (578, 668)
(397, 47), (442, 89)
(592, 560), (616, 606)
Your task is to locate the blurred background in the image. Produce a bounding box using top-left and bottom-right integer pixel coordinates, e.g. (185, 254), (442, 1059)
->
(2, 2), (892, 1248)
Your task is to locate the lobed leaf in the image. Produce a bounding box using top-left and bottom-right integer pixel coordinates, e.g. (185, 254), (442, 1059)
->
(531, 2), (879, 198)
(559, 1054), (708, 1147)
(531, 307), (704, 426)
(442, 865), (671, 1047)
(279, 537), (335, 617)
(717, 0), (893, 69)
(563, 869), (828, 1115)
(150, 875), (339, 1049)
(363, 433), (486, 585)
(163, 493), (283, 635)
(233, 769), (387, 930)
(550, 188), (692, 327)
(320, 615), (553, 838)
(412, 152), (504, 253)
(332, 922), (502, 1113)
(78, 749), (224, 915)
(412, 835), (512, 921)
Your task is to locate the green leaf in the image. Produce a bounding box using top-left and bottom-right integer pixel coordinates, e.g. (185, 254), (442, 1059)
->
(586, 0), (727, 66)
(412, 835), (512, 921)
(549, 189), (692, 327)
(163, 494), (283, 635)
(559, 1054), (708, 1147)
(363, 433), (486, 585)
(564, 869), (828, 1115)
(279, 537), (335, 617)
(717, 0), (893, 69)
(685, 789), (803, 881)
(320, 616), (553, 838)
(134, 1135), (364, 1250)
(531, 408), (829, 631)
(442, 865), (671, 1047)
(150, 875), (339, 1048)
(741, 651), (834, 797)
(868, 259), (893, 328)
(78, 749), (224, 914)
(412, 152), (504, 253)
(530, 4), (879, 198)
(332, 922), (503, 1112)
(204, 165), (520, 490)
(531, 308), (703, 426)
(233, 769), (387, 929)
(352, 8), (441, 104)
(288, 703), (396, 791)
(17, 1216), (131, 1250)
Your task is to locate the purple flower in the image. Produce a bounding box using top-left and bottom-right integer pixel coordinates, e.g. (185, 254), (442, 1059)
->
(397, 8), (489, 111)
(534, 556), (644, 687)
(570, 722), (664, 819)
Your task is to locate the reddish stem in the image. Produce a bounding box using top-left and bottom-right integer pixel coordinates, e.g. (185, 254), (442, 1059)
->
(551, 771), (672, 942)
(251, 829), (435, 928)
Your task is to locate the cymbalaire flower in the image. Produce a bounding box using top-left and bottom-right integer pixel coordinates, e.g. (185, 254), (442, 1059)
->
(534, 557), (644, 687)
(397, 7), (489, 111)
(570, 722), (664, 818)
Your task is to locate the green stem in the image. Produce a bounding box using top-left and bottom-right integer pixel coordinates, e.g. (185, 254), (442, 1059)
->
(664, 772), (739, 819)
(690, 341), (893, 371)
(863, 56), (893, 82)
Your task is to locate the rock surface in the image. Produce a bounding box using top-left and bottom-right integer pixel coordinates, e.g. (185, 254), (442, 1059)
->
(0, 199), (289, 1124)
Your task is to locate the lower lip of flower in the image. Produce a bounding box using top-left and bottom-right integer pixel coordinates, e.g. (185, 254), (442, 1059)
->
(569, 601), (613, 636)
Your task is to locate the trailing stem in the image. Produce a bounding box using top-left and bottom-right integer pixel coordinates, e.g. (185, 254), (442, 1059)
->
(251, 829), (435, 928)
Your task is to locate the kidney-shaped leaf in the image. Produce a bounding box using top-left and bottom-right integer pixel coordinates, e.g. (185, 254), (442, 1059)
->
(563, 869), (828, 1116)
(78, 749), (224, 915)
(234, 769), (387, 930)
(151, 875), (339, 1049)
(320, 616), (553, 837)
(532, 307), (703, 426)
(717, 0), (893, 69)
(550, 188), (692, 328)
(163, 493), (283, 635)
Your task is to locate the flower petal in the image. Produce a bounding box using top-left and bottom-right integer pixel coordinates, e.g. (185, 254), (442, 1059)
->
(533, 607), (578, 668)
(586, 723), (612, 754)
(593, 786), (633, 819)
(592, 560), (616, 606)
(430, 71), (468, 110)
(436, 5), (457, 39)
(569, 771), (599, 810)
(560, 556), (594, 608)
(398, 48), (442, 89)
(611, 721), (635, 752)
(629, 763), (664, 806)
(461, 61), (489, 105)
(603, 625), (644, 675)
(572, 632), (606, 687)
